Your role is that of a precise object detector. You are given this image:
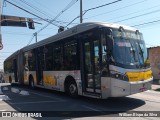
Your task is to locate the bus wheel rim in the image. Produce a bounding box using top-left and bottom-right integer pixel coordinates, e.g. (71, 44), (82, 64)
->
(69, 84), (76, 94)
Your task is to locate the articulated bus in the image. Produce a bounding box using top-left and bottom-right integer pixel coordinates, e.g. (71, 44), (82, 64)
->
(4, 22), (153, 99)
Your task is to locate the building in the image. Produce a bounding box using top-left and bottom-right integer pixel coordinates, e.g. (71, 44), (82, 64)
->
(148, 46), (160, 80)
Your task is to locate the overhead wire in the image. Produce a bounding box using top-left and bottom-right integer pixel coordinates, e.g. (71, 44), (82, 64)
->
(32, 0), (58, 16)
(83, 0), (123, 16)
(12, 0), (63, 26)
(35, 0), (78, 34)
(105, 4), (160, 22)
(84, 0), (148, 20)
(19, 0), (54, 20)
(65, 0), (123, 28)
(132, 19), (160, 27)
(115, 9), (160, 23)
(5, 0), (59, 27)
(27, 0), (78, 45)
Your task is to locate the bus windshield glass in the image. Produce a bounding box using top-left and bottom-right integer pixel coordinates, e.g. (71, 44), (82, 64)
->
(112, 29), (148, 68)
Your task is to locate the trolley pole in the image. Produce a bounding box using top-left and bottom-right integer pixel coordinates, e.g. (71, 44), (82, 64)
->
(34, 32), (37, 43)
(80, 0), (83, 23)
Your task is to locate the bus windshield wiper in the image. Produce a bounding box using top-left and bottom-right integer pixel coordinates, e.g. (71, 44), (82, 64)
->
(130, 42), (137, 64)
(138, 43), (144, 66)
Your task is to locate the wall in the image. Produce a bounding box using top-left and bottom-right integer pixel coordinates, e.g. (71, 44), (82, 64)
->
(148, 47), (160, 79)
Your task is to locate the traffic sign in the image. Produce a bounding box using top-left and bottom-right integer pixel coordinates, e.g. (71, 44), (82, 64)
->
(0, 43), (3, 50)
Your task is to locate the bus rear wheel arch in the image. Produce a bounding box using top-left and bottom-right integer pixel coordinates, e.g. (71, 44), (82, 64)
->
(65, 76), (78, 97)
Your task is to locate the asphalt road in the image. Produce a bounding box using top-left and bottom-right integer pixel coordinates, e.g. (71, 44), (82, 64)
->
(0, 83), (160, 120)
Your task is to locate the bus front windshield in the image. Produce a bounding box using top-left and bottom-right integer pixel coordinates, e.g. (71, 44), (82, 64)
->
(112, 30), (148, 69)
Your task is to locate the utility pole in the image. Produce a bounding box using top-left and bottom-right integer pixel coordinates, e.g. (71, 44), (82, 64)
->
(34, 32), (37, 43)
(0, 0), (3, 50)
(80, 0), (83, 23)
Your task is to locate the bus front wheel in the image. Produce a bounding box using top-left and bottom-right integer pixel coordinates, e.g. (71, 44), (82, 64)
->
(67, 81), (78, 97)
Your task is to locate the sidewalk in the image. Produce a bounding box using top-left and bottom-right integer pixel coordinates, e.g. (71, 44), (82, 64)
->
(152, 79), (160, 91)
(152, 84), (160, 91)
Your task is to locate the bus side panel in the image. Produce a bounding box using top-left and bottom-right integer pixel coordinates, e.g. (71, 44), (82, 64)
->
(43, 71), (82, 94)
(17, 51), (24, 84)
(110, 78), (130, 97)
(101, 77), (111, 99)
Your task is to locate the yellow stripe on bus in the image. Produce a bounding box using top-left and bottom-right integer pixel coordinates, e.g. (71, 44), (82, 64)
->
(126, 70), (152, 82)
(43, 74), (57, 86)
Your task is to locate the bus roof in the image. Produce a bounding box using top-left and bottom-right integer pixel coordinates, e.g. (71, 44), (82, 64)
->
(22, 22), (137, 51)
(5, 22), (138, 61)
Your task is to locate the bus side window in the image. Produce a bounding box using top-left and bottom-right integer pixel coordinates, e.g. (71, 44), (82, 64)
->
(53, 43), (63, 70)
(64, 40), (78, 70)
(45, 44), (53, 71)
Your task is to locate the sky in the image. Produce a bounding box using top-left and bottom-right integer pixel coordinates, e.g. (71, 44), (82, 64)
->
(0, 0), (160, 69)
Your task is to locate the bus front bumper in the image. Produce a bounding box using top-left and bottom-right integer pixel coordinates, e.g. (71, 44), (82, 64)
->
(110, 78), (153, 97)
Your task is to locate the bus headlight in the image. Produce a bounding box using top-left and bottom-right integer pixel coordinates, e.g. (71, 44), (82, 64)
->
(110, 71), (129, 81)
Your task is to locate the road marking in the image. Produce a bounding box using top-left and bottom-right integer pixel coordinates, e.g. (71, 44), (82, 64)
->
(0, 110), (6, 111)
(0, 95), (11, 101)
(3, 87), (9, 91)
(0, 83), (11, 86)
(82, 105), (105, 114)
(0, 86), (3, 94)
(7, 100), (63, 105)
(19, 90), (29, 95)
(11, 88), (20, 93)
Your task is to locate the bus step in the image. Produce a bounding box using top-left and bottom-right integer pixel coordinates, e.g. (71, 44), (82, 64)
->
(83, 92), (101, 98)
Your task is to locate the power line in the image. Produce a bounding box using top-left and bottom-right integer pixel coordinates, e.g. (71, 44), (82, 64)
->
(106, 4), (160, 22)
(132, 19), (160, 27)
(5, 0), (59, 27)
(27, 35), (35, 45)
(83, 0), (122, 15)
(27, 0), (78, 45)
(84, 0), (148, 20)
(2, 31), (50, 36)
(19, 0), (54, 21)
(115, 8), (160, 23)
(66, 0), (122, 28)
(36, 0), (78, 34)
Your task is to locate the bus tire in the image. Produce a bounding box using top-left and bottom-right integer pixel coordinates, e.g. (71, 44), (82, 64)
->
(67, 80), (78, 97)
(29, 76), (35, 89)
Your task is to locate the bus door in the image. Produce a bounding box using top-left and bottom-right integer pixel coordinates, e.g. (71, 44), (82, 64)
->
(13, 59), (18, 82)
(82, 39), (101, 94)
(35, 48), (44, 85)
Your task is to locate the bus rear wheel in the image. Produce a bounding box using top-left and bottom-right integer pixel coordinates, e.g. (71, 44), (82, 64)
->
(29, 76), (35, 89)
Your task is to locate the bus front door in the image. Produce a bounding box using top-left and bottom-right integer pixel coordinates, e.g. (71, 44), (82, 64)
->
(83, 40), (101, 95)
